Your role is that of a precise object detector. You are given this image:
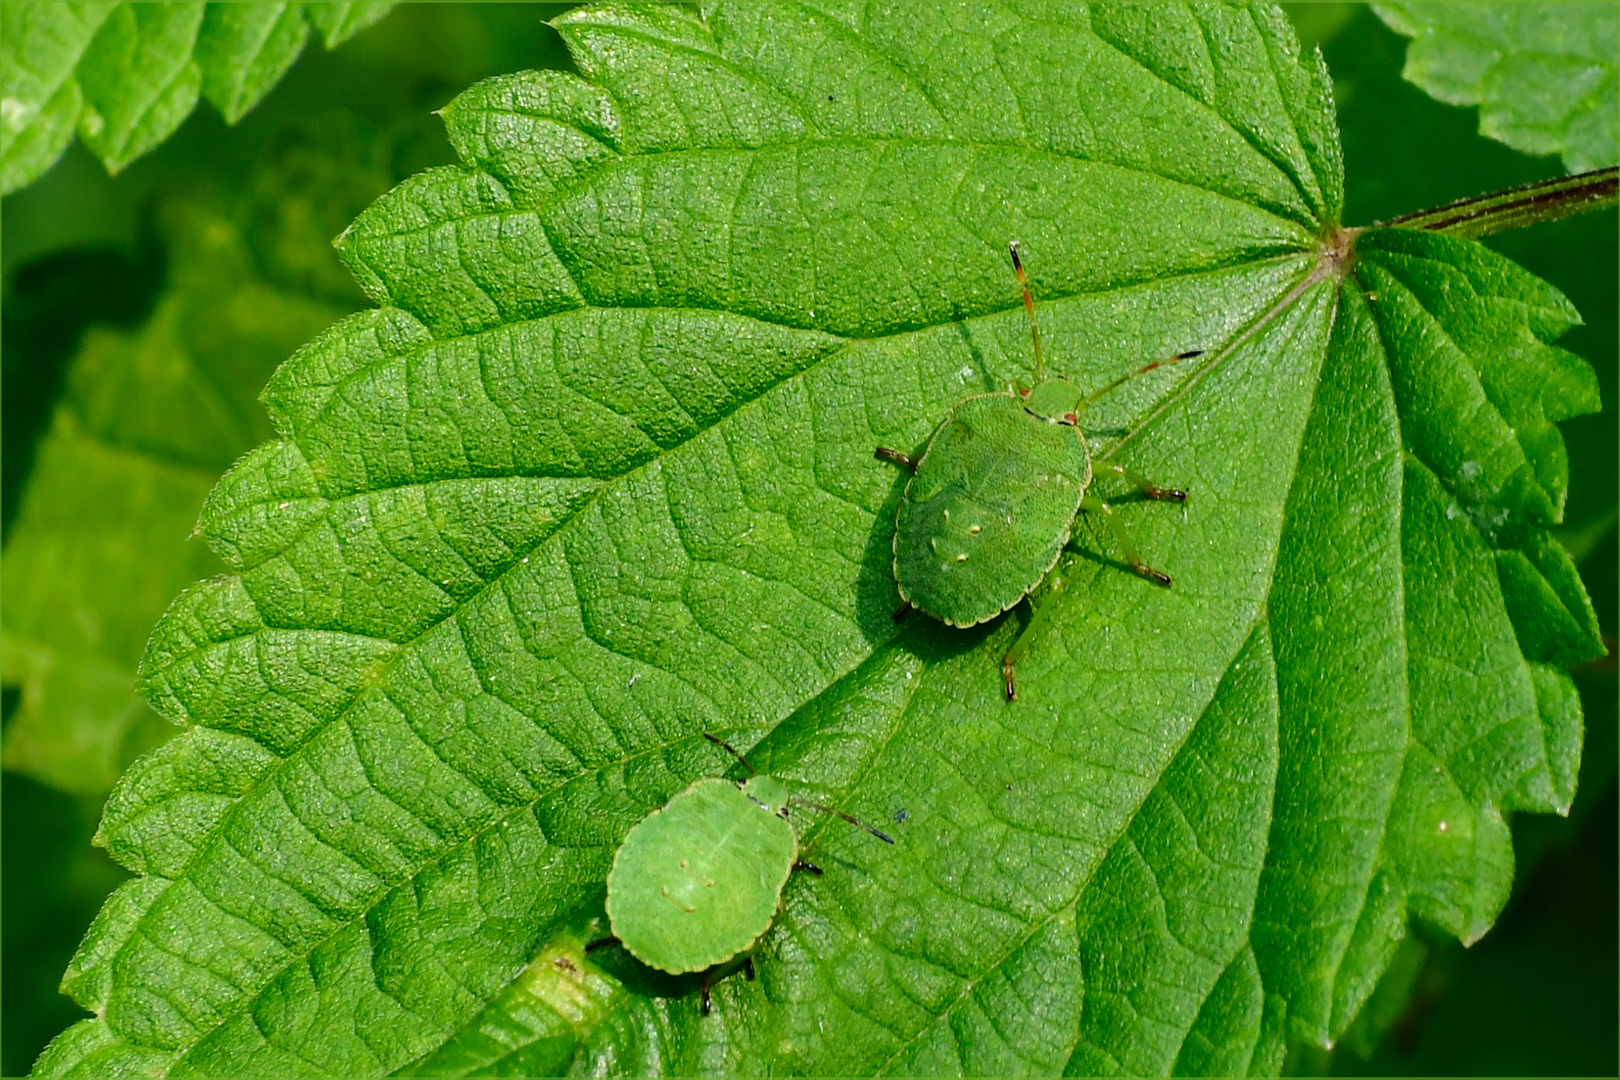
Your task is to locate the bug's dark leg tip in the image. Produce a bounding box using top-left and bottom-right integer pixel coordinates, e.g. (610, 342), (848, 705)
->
(875, 447), (918, 472)
(794, 860), (824, 876)
(585, 936), (619, 953)
(1143, 567), (1173, 588)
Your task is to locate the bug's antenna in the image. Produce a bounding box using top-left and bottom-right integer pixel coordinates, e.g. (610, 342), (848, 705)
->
(788, 796), (895, 843)
(702, 732), (756, 776)
(1009, 241), (1045, 383)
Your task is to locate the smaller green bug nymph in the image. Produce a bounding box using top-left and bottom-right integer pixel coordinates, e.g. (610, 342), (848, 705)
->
(876, 242), (1202, 701)
(596, 733), (893, 1014)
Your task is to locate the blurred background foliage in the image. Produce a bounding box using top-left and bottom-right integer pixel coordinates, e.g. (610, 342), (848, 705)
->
(0, 5), (1612, 1075)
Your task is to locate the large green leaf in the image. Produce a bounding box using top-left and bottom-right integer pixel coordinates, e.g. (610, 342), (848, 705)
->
(0, 1), (394, 194)
(1373, 3), (1620, 173)
(36, 4), (1601, 1076)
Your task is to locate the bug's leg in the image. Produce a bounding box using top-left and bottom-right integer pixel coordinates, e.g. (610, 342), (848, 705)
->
(1000, 572), (1070, 702)
(1099, 459), (1186, 502)
(1081, 495), (1171, 586)
(1001, 601), (1032, 701)
(744, 957), (757, 981)
(1077, 350), (1204, 411)
(894, 601), (913, 623)
(875, 447), (919, 472)
(585, 936), (620, 952)
(794, 860), (824, 876)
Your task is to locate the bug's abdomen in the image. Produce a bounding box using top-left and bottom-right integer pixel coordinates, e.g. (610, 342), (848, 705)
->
(607, 780), (797, 974)
(894, 395), (1090, 627)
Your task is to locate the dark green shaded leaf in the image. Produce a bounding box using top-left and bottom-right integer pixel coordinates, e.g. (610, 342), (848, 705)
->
(1, 116), (399, 796)
(1, 199), (352, 796)
(1310, 7), (1616, 1070)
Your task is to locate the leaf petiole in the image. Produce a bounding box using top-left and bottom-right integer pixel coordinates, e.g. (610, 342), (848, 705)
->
(1378, 166), (1619, 238)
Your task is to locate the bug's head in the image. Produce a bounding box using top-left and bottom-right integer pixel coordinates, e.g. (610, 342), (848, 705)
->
(741, 774), (790, 814)
(1023, 377), (1086, 424)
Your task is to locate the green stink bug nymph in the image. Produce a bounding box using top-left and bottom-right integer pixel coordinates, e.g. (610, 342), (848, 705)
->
(877, 242), (1201, 702)
(598, 734), (892, 1013)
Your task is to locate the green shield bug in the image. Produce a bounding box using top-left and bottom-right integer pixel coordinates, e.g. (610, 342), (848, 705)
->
(877, 242), (1201, 701)
(595, 733), (893, 1013)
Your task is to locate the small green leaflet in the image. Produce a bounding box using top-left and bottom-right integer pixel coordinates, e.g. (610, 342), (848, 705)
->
(37, 4), (1601, 1077)
(1374, 2), (1620, 173)
(0, 2), (395, 194)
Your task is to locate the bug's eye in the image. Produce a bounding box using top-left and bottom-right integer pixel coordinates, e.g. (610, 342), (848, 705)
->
(1063, 412), (1079, 425)
(1019, 387), (1030, 398)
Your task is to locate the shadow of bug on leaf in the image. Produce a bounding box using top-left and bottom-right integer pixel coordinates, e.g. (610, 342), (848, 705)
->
(587, 733), (892, 1014)
(877, 241), (1203, 702)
